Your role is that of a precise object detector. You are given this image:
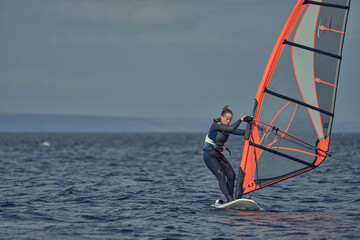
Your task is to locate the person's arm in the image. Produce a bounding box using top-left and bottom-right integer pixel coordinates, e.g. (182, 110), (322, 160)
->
(212, 115), (252, 133)
(214, 119), (242, 133)
(231, 129), (245, 135)
(230, 115), (253, 135)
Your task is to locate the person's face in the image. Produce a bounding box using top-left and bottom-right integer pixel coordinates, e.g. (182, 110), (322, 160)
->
(221, 113), (232, 125)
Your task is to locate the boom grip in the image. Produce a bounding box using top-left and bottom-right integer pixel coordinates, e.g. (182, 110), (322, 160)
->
(244, 99), (258, 140)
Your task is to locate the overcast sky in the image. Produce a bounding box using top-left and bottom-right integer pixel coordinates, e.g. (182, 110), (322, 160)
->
(0, 0), (359, 121)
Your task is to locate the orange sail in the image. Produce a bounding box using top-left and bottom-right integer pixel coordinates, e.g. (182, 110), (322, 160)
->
(235, 0), (351, 198)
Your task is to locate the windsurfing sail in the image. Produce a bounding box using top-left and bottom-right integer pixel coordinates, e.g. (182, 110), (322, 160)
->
(235, 0), (351, 198)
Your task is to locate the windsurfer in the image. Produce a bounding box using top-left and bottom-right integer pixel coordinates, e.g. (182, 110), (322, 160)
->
(203, 105), (252, 202)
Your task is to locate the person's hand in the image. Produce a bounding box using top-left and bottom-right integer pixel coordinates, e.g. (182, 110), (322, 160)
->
(242, 116), (253, 122)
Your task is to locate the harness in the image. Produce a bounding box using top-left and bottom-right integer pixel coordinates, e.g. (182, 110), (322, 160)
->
(203, 142), (232, 156)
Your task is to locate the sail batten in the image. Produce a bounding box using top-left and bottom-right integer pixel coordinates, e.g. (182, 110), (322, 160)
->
(304, 0), (350, 10)
(264, 88), (334, 117)
(283, 40), (342, 59)
(235, 0), (350, 198)
(249, 142), (316, 168)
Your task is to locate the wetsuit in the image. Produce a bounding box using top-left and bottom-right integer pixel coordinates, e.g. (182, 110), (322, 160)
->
(203, 118), (245, 202)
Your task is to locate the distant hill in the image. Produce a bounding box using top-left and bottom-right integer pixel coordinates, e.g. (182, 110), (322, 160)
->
(0, 113), (209, 132)
(0, 113), (359, 133)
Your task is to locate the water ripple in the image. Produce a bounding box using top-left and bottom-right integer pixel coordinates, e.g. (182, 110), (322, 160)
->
(0, 133), (359, 239)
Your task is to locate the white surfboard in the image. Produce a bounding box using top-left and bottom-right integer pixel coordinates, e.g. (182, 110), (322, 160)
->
(211, 198), (262, 211)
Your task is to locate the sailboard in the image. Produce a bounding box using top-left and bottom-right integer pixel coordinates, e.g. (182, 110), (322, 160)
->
(211, 199), (262, 211)
(235, 0), (351, 199)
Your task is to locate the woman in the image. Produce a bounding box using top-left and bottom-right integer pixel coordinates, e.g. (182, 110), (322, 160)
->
(203, 105), (252, 202)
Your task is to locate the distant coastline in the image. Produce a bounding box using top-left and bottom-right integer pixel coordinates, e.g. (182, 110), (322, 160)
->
(0, 113), (209, 132)
(0, 113), (359, 133)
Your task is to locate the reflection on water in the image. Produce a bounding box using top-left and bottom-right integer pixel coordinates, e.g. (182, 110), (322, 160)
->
(208, 209), (360, 239)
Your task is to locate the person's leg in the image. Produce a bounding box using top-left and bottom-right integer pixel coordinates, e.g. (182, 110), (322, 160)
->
(219, 157), (236, 199)
(204, 151), (233, 202)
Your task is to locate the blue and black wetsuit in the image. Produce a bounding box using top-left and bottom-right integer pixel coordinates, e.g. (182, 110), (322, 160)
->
(203, 118), (245, 202)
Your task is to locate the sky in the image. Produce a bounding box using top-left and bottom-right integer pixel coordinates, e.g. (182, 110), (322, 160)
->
(0, 0), (359, 121)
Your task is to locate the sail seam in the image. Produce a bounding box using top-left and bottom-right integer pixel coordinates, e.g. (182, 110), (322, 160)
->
(264, 88), (334, 117)
(249, 141), (316, 167)
(283, 39), (342, 59)
(304, 0), (350, 10)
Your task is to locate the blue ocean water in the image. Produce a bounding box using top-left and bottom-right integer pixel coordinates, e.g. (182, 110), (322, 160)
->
(0, 132), (359, 239)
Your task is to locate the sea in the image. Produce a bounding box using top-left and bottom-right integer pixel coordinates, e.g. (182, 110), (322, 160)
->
(0, 132), (359, 240)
